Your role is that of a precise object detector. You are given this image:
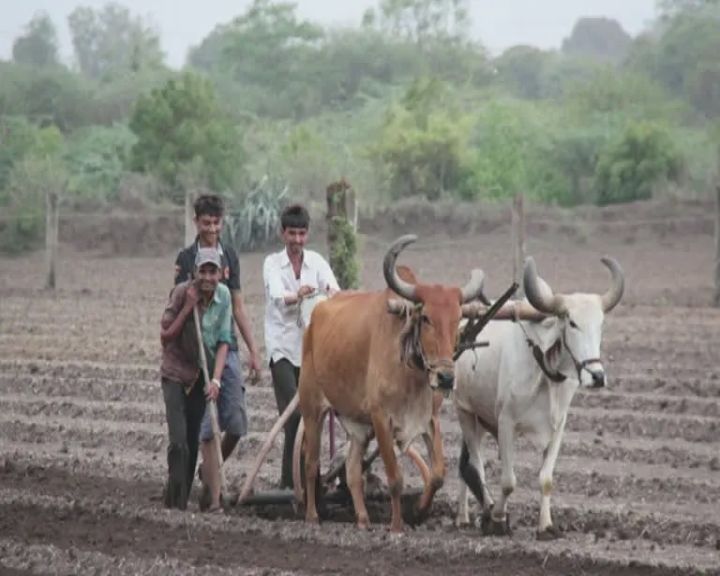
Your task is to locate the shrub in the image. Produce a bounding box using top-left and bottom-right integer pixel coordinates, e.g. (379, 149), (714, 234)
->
(594, 122), (683, 205)
(222, 175), (288, 252)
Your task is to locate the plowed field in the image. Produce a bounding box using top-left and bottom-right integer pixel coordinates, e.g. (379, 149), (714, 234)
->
(1, 206), (719, 575)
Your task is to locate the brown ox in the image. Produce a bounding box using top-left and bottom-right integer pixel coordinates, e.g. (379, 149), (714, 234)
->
(298, 235), (485, 532)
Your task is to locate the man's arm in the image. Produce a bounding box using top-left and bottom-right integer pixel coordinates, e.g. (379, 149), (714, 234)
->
(174, 249), (193, 286)
(160, 284), (198, 345)
(317, 254), (341, 295)
(263, 255), (309, 306)
(231, 290), (261, 373)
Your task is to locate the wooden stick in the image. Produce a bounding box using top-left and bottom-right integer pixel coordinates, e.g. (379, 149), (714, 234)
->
(239, 392), (300, 505)
(192, 305), (226, 494)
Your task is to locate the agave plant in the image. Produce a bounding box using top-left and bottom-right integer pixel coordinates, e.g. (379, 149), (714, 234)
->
(222, 175), (289, 252)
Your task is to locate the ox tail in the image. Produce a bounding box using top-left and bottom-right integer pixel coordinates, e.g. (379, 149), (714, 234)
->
(458, 441), (485, 508)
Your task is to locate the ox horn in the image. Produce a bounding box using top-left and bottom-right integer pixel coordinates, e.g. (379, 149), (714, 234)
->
(600, 256), (625, 313)
(460, 269), (485, 303)
(523, 257), (565, 316)
(383, 234), (420, 302)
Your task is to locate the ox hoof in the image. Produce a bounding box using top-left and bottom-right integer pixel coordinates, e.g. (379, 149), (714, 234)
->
(482, 513), (512, 537)
(305, 514), (320, 526)
(357, 518), (370, 531)
(536, 525), (563, 541)
(401, 494), (429, 526)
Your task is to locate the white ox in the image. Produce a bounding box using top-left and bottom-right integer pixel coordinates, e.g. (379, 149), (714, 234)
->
(453, 256), (624, 539)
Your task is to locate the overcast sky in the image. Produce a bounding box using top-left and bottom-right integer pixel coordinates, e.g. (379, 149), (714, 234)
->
(0, 0), (658, 68)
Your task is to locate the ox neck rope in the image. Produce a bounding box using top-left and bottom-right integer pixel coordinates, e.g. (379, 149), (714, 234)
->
(399, 304), (431, 373)
(515, 314), (600, 384)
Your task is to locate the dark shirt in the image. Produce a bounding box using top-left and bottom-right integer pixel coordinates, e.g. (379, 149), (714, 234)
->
(175, 238), (240, 349)
(175, 239), (241, 290)
(160, 282), (200, 388)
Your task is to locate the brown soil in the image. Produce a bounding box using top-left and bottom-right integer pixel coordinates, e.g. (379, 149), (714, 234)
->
(1, 198), (719, 575)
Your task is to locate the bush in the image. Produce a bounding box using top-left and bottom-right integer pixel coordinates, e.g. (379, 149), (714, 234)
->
(372, 79), (471, 200)
(64, 124), (137, 203)
(594, 122), (683, 205)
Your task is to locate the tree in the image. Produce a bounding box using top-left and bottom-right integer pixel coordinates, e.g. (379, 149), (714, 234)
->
(627, 1), (720, 117)
(0, 124), (65, 253)
(594, 122), (683, 205)
(129, 73), (242, 196)
(64, 125), (137, 203)
(12, 13), (59, 67)
(561, 17), (632, 63)
(372, 79), (470, 200)
(68, 3), (164, 81)
(495, 45), (554, 99)
(370, 0), (471, 47)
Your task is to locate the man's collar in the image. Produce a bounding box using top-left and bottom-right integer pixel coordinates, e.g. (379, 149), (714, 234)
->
(195, 238), (224, 256)
(280, 248), (307, 268)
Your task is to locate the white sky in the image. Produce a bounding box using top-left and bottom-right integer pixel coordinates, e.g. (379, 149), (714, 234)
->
(0, 0), (658, 68)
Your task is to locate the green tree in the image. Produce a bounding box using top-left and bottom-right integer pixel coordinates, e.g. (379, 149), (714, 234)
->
(64, 125), (137, 203)
(0, 125), (65, 252)
(12, 13), (59, 67)
(68, 3), (164, 81)
(372, 79), (470, 200)
(561, 17), (632, 63)
(370, 0), (471, 47)
(594, 122), (683, 205)
(628, 1), (720, 117)
(129, 72), (242, 196)
(495, 46), (554, 99)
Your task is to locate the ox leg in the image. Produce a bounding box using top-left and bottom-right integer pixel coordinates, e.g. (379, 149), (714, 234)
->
(414, 412), (445, 523)
(537, 415), (568, 540)
(456, 409), (493, 527)
(487, 412), (515, 536)
(302, 414), (322, 525)
(346, 436), (371, 529)
(371, 411), (404, 533)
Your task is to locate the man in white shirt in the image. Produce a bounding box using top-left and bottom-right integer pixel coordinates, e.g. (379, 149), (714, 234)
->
(263, 204), (340, 488)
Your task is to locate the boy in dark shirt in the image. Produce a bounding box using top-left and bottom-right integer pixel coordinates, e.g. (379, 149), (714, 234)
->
(174, 194), (260, 473)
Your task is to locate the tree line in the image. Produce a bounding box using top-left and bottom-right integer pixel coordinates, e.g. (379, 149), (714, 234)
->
(1, 0), (719, 252)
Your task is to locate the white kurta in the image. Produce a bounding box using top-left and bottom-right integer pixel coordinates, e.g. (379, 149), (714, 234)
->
(262, 248), (339, 367)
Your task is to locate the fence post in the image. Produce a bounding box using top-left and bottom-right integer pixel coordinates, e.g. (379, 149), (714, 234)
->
(45, 190), (59, 290)
(184, 189), (195, 247)
(714, 183), (720, 307)
(511, 193), (526, 298)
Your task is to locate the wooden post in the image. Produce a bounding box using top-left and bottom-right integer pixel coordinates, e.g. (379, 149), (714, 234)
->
(511, 193), (526, 298)
(45, 191), (59, 290)
(184, 189), (195, 247)
(714, 183), (720, 307)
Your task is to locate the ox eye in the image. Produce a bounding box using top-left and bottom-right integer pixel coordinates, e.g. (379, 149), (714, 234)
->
(568, 319), (580, 330)
(421, 314), (431, 325)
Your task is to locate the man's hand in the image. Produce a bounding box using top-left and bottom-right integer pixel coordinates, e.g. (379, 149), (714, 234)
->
(297, 285), (316, 300)
(206, 378), (221, 401)
(247, 351), (262, 384)
(185, 284), (200, 310)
